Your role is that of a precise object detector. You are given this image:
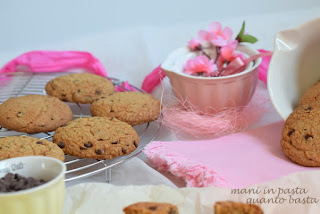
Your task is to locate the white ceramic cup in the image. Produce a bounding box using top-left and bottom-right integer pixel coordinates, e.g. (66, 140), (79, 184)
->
(0, 156), (66, 214)
(267, 17), (320, 119)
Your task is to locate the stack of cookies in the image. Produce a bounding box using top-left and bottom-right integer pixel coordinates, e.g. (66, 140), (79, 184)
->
(281, 81), (320, 166)
(0, 73), (161, 161)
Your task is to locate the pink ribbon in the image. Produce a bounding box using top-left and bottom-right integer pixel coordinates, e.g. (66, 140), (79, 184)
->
(0, 50), (107, 76)
(257, 49), (273, 84)
(114, 81), (139, 92)
(141, 65), (166, 93)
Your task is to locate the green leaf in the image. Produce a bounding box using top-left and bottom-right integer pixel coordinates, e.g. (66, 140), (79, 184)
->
(240, 34), (258, 44)
(236, 21), (246, 40)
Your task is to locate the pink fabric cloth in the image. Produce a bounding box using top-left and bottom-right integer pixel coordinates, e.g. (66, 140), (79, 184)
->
(114, 81), (139, 92)
(144, 122), (318, 188)
(0, 50), (107, 76)
(0, 50), (141, 92)
(141, 65), (166, 93)
(258, 49), (272, 84)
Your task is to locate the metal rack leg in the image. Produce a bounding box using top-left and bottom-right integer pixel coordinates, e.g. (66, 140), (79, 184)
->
(105, 168), (112, 183)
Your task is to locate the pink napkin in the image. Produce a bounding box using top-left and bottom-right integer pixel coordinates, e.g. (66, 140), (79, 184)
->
(144, 121), (318, 188)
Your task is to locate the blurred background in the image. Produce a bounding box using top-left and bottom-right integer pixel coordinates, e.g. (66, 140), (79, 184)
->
(1, 0), (319, 52)
(0, 0), (320, 88)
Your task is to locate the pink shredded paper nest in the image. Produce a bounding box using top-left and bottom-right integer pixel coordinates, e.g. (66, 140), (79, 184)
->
(143, 50), (272, 139)
(159, 82), (270, 139)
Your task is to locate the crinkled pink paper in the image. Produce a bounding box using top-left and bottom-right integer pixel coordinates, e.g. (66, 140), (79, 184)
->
(144, 122), (318, 188)
(144, 142), (229, 187)
(0, 50), (137, 92)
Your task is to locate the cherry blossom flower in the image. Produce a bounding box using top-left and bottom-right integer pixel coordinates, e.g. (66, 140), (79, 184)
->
(198, 30), (209, 42)
(188, 38), (201, 50)
(184, 55), (218, 76)
(184, 21), (258, 77)
(220, 40), (238, 61)
(206, 22), (233, 47)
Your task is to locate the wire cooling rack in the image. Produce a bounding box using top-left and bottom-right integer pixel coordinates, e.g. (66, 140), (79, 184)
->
(0, 72), (162, 182)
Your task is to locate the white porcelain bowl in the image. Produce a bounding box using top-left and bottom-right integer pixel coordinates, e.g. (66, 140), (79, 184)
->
(0, 156), (66, 214)
(161, 44), (261, 113)
(267, 17), (320, 120)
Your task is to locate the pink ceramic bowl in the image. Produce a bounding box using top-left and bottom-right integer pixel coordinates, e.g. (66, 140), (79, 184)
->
(161, 44), (262, 114)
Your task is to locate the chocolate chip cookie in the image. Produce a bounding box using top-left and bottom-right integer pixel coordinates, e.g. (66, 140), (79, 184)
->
(281, 103), (320, 166)
(90, 92), (161, 126)
(299, 80), (320, 106)
(0, 136), (65, 161)
(52, 117), (139, 159)
(0, 95), (73, 134)
(214, 201), (263, 214)
(123, 202), (179, 214)
(45, 73), (115, 103)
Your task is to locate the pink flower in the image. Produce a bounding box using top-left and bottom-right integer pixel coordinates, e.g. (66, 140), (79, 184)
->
(220, 40), (238, 61)
(188, 37), (201, 50)
(216, 40), (242, 72)
(198, 30), (209, 42)
(207, 22), (233, 47)
(184, 55), (217, 76)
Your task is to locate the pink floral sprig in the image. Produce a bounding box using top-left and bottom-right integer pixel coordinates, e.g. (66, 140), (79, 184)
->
(184, 21), (257, 77)
(184, 55), (217, 77)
